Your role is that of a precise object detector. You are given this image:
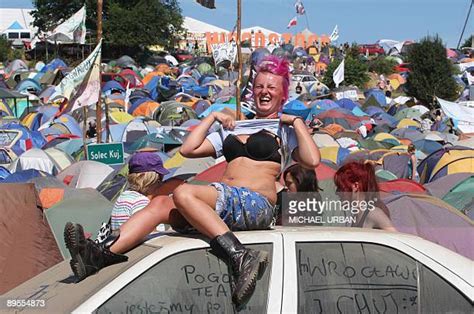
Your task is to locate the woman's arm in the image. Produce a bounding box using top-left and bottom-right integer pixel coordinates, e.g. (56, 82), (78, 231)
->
(368, 208), (397, 232)
(410, 155), (417, 180)
(281, 114), (321, 169)
(180, 111), (235, 158)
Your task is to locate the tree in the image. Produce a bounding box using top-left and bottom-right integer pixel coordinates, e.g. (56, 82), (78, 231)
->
(0, 36), (12, 62)
(104, 0), (183, 48)
(31, 0), (183, 49)
(461, 35), (473, 49)
(405, 35), (458, 108)
(368, 56), (397, 75)
(323, 56), (369, 89)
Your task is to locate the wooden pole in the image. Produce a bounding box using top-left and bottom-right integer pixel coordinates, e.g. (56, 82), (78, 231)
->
(235, 0), (243, 120)
(83, 105), (87, 157)
(96, 0), (103, 143)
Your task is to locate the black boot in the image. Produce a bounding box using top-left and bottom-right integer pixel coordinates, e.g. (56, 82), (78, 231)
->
(211, 232), (268, 307)
(64, 222), (128, 282)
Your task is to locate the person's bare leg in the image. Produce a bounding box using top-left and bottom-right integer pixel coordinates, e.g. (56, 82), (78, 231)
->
(110, 195), (181, 253)
(172, 184), (229, 238)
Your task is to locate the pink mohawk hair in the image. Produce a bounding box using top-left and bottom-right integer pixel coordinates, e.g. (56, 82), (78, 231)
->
(256, 55), (290, 106)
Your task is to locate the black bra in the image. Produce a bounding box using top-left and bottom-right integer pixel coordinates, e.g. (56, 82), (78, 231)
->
(222, 130), (281, 163)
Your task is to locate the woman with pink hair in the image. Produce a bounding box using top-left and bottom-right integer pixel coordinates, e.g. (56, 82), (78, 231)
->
(64, 56), (320, 306)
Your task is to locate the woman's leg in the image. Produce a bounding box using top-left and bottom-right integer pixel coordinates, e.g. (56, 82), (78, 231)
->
(110, 195), (182, 253)
(172, 183), (229, 238)
(173, 183), (268, 307)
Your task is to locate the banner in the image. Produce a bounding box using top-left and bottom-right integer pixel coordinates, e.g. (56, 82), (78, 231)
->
(438, 97), (474, 134)
(240, 64), (258, 112)
(48, 5), (86, 44)
(211, 42), (237, 67)
(287, 16), (298, 29)
(52, 39), (102, 111)
(295, 1), (305, 15)
(333, 58), (344, 88)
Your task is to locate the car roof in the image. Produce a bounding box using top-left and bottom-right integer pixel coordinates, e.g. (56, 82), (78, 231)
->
(2, 227), (471, 312)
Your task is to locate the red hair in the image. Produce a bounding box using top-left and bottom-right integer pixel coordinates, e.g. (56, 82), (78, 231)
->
(334, 161), (390, 217)
(256, 55), (290, 106)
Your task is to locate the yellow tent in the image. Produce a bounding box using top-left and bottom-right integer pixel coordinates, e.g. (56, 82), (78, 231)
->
(397, 119), (420, 129)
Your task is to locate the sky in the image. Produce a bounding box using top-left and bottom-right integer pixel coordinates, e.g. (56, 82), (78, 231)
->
(1, 0), (473, 47)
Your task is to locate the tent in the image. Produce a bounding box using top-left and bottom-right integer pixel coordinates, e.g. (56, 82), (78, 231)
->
(312, 132), (340, 148)
(319, 147), (350, 166)
(417, 147), (474, 183)
(45, 188), (113, 259)
(0, 183), (62, 294)
(385, 193), (473, 260)
(425, 173), (474, 219)
(0, 88), (30, 118)
(379, 178), (426, 194)
(15, 78), (42, 93)
(56, 160), (114, 189)
(8, 148), (64, 175)
(380, 151), (411, 179)
(1, 169), (51, 183)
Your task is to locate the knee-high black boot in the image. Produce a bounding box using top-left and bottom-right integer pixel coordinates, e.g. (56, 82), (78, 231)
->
(64, 222), (128, 282)
(210, 232), (268, 307)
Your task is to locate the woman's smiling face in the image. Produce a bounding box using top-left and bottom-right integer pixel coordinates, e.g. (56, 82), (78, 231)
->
(253, 71), (285, 118)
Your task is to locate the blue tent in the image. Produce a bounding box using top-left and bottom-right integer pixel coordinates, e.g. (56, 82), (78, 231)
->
(413, 139), (444, 155)
(128, 97), (154, 115)
(336, 98), (359, 110)
(52, 114), (82, 137)
(0, 122), (46, 155)
(2, 169), (51, 183)
(102, 80), (125, 94)
(308, 99), (340, 116)
(15, 79), (42, 93)
(198, 103), (252, 118)
(144, 76), (161, 100)
(365, 106), (386, 116)
(198, 74), (217, 85)
(0, 166), (10, 180)
(364, 89), (387, 107)
(282, 100), (312, 119)
(41, 58), (67, 73)
(372, 112), (398, 127)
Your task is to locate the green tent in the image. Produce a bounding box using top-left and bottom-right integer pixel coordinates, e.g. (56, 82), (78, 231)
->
(45, 188), (113, 259)
(442, 176), (474, 219)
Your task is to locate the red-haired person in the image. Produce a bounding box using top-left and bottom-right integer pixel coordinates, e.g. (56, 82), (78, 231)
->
(334, 162), (397, 231)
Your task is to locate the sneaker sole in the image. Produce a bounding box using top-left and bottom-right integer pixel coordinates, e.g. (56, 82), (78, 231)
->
(64, 222), (88, 282)
(233, 250), (269, 306)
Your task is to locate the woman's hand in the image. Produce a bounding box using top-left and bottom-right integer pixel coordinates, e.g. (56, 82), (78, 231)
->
(212, 111), (236, 130)
(280, 113), (304, 126)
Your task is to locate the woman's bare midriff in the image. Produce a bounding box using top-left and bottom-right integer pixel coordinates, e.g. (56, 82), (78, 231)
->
(221, 157), (280, 205)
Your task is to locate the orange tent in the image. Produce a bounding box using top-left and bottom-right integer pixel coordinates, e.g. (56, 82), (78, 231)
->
(132, 101), (160, 117)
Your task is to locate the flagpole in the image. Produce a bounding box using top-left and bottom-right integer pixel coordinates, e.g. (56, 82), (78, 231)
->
(235, 0), (242, 120)
(96, 0), (103, 143)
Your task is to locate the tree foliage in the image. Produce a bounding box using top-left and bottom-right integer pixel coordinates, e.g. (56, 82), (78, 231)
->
(405, 35), (458, 108)
(323, 56), (370, 89)
(31, 0), (183, 48)
(0, 36), (12, 62)
(368, 56), (397, 75)
(461, 35), (473, 49)
(104, 0), (183, 47)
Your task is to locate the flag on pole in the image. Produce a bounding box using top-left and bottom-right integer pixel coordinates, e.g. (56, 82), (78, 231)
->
(195, 0), (216, 9)
(48, 5), (86, 44)
(124, 81), (131, 113)
(51, 39), (102, 114)
(287, 16), (298, 29)
(333, 58), (344, 88)
(295, 1), (305, 15)
(329, 25), (339, 42)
